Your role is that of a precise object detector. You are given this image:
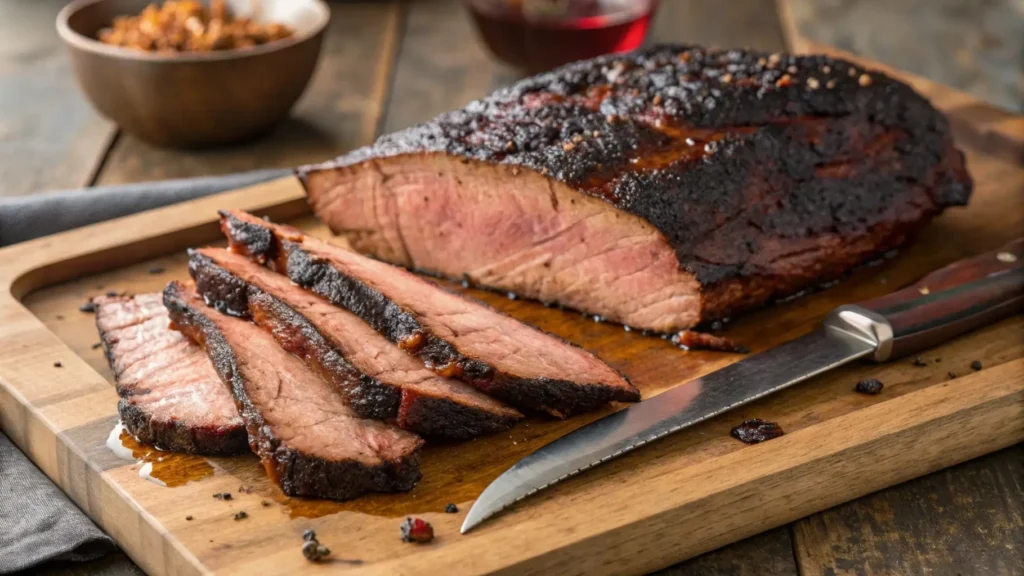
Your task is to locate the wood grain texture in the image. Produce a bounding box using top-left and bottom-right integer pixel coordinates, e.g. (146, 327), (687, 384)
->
(379, 0), (520, 134)
(92, 1), (401, 184)
(1, 96), (1022, 573)
(794, 444), (1024, 576)
(0, 0), (115, 197)
(654, 527), (798, 576)
(650, 0), (787, 52)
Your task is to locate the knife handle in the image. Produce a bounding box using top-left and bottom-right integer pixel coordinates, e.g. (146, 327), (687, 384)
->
(855, 238), (1024, 361)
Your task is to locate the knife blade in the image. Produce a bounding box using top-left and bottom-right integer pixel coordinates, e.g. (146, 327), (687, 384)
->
(462, 238), (1024, 533)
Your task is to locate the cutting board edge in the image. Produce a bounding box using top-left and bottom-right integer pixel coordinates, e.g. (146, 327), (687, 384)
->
(357, 359), (1024, 576)
(0, 175), (308, 576)
(0, 175), (307, 298)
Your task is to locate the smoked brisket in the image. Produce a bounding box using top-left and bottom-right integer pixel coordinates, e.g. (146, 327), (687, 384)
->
(163, 281), (423, 500)
(298, 45), (972, 332)
(94, 293), (247, 455)
(189, 247), (522, 439)
(220, 210), (639, 418)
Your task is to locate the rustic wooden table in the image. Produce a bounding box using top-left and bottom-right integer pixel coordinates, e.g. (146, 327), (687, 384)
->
(2, 1), (1020, 574)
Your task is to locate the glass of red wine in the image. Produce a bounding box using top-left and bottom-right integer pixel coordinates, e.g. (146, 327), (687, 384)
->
(467, 0), (660, 73)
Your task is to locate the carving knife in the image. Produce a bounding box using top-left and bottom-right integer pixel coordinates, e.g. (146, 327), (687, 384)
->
(462, 239), (1024, 533)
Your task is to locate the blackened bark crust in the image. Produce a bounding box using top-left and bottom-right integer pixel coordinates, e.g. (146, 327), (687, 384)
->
(221, 212), (638, 417)
(115, 398), (248, 455)
(163, 282), (420, 500)
(189, 251), (520, 438)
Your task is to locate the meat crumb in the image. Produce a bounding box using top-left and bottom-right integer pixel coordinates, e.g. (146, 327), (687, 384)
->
(261, 500), (271, 507)
(400, 517), (434, 543)
(79, 301), (97, 313)
(91, 342), (103, 350)
(854, 379), (884, 395)
(53, 361), (63, 368)
(730, 419), (784, 444)
(234, 511), (248, 521)
(970, 360), (983, 371)
(947, 371), (957, 380)
(303, 529), (317, 542)
(673, 330), (749, 353)
(213, 492), (232, 500)
(444, 503), (458, 513)
(185, 515), (193, 521)
(106, 291), (118, 297)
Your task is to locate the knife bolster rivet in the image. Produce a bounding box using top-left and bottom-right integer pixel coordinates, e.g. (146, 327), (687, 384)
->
(996, 252), (1017, 263)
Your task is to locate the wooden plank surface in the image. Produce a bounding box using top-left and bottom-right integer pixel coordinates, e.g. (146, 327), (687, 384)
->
(649, 0), (786, 51)
(380, 0), (519, 134)
(793, 444), (1024, 575)
(655, 528), (798, 576)
(0, 0), (115, 197)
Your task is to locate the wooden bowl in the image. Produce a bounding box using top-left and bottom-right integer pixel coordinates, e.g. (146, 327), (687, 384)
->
(57, 0), (330, 149)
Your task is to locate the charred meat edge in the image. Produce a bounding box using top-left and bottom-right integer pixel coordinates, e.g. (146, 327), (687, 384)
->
(189, 249), (522, 439)
(94, 295), (248, 455)
(163, 281), (422, 499)
(219, 210), (639, 418)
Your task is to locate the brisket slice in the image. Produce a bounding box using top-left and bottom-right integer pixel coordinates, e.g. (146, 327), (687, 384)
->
(163, 281), (423, 499)
(189, 247), (522, 439)
(297, 44), (972, 333)
(94, 294), (247, 455)
(220, 210), (639, 418)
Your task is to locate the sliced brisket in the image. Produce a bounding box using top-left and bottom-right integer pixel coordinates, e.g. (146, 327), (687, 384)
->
(163, 281), (423, 500)
(220, 210), (639, 417)
(94, 293), (247, 455)
(189, 247), (522, 439)
(297, 44), (972, 332)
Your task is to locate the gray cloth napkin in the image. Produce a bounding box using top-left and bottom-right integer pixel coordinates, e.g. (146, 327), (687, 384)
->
(0, 433), (112, 573)
(0, 168), (292, 573)
(0, 168), (291, 247)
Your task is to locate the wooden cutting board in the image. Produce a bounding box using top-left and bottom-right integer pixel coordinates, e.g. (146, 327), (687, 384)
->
(1, 65), (1022, 576)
